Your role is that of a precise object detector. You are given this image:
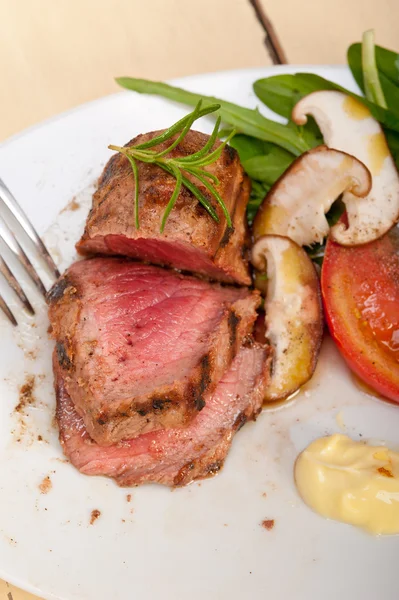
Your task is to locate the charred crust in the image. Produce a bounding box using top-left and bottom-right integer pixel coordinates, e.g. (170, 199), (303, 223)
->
(205, 460), (223, 475)
(173, 461), (195, 486)
(95, 187), (117, 212)
(242, 334), (255, 348)
(173, 458), (224, 486)
(151, 398), (172, 411)
(136, 408), (149, 417)
(56, 341), (73, 371)
(241, 239), (250, 260)
(219, 225), (234, 248)
(47, 276), (72, 304)
(130, 394), (177, 418)
(196, 397), (206, 411)
(224, 144), (237, 165)
(233, 411), (247, 431)
(97, 413), (107, 425)
(99, 154), (124, 186)
(228, 310), (241, 350)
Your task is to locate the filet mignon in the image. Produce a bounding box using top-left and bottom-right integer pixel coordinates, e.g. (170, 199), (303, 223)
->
(55, 343), (270, 487)
(76, 130), (251, 285)
(48, 258), (260, 445)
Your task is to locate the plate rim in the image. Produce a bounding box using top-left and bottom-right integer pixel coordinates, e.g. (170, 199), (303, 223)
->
(0, 63), (361, 600)
(0, 64), (347, 149)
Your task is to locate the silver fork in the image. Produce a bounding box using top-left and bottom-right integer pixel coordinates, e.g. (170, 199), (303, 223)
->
(0, 177), (60, 326)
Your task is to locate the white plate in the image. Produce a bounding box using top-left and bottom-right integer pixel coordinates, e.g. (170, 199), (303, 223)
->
(0, 66), (398, 600)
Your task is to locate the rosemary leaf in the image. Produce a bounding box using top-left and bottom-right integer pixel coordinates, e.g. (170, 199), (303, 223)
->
(187, 168), (220, 185)
(160, 166), (182, 232)
(158, 163), (219, 222)
(110, 103), (234, 230)
(134, 103), (220, 150)
(125, 155), (140, 229)
(187, 129), (236, 168)
(185, 167), (232, 227)
(178, 116), (222, 163)
(155, 100), (204, 158)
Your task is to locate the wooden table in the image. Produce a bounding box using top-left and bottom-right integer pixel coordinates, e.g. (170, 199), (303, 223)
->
(0, 0), (396, 597)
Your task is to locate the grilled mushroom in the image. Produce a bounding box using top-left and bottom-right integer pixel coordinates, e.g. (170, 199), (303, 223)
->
(253, 145), (371, 246)
(251, 235), (323, 402)
(292, 91), (399, 245)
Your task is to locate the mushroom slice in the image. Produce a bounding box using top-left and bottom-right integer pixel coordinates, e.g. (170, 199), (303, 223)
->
(292, 91), (399, 245)
(252, 235), (323, 402)
(253, 146), (371, 246)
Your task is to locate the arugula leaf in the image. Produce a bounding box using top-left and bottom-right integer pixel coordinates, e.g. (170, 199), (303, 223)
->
(116, 77), (309, 156)
(247, 180), (269, 224)
(230, 134), (294, 185)
(253, 75), (318, 119)
(361, 30), (387, 108)
(229, 134), (271, 162)
(384, 129), (399, 169)
(348, 42), (399, 88)
(242, 151), (293, 185)
(286, 118), (323, 149)
(253, 73), (399, 133)
(348, 43), (399, 115)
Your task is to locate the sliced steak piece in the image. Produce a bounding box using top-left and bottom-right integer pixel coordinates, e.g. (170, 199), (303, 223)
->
(48, 258), (260, 445)
(56, 343), (270, 487)
(76, 129), (251, 285)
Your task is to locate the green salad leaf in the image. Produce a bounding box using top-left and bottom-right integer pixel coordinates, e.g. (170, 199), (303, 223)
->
(116, 33), (399, 248)
(253, 73), (399, 133)
(116, 77), (309, 156)
(348, 42), (399, 115)
(247, 180), (269, 225)
(361, 30), (387, 108)
(230, 135), (294, 185)
(348, 41), (399, 90)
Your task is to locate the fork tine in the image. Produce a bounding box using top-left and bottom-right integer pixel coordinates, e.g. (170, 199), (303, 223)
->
(0, 294), (17, 326)
(0, 178), (60, 280)
(0, 221), (47, 298)
(0, 256), (35, 315)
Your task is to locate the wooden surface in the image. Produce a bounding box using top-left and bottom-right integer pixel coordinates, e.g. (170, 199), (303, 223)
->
(0, 0), (397, 597)
(1, 0), (398, 142)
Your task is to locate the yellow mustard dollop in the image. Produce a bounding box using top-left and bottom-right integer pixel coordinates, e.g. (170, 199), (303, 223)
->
(295, 434), (399, 535)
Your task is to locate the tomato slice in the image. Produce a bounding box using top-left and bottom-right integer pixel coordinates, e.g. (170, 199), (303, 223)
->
(321, 225), (399, 403)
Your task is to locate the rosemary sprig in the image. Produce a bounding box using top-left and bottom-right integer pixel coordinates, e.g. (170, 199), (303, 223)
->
(109, 101), (235, 232)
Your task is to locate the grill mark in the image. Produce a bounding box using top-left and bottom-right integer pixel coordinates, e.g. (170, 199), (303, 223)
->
(195, 354), (211, 411)
(138, 392), (180, 416)
(99, 154), (124, 186)
(98, 353), (212, 430)
(228, 310), (241, 351)
(56, 341), (73, 371)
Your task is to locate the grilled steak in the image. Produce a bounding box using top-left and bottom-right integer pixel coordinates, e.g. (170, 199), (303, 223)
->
(56, 343), (270, 487)
(48, 258), (260, 445)
(76, 130), (251, 285)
